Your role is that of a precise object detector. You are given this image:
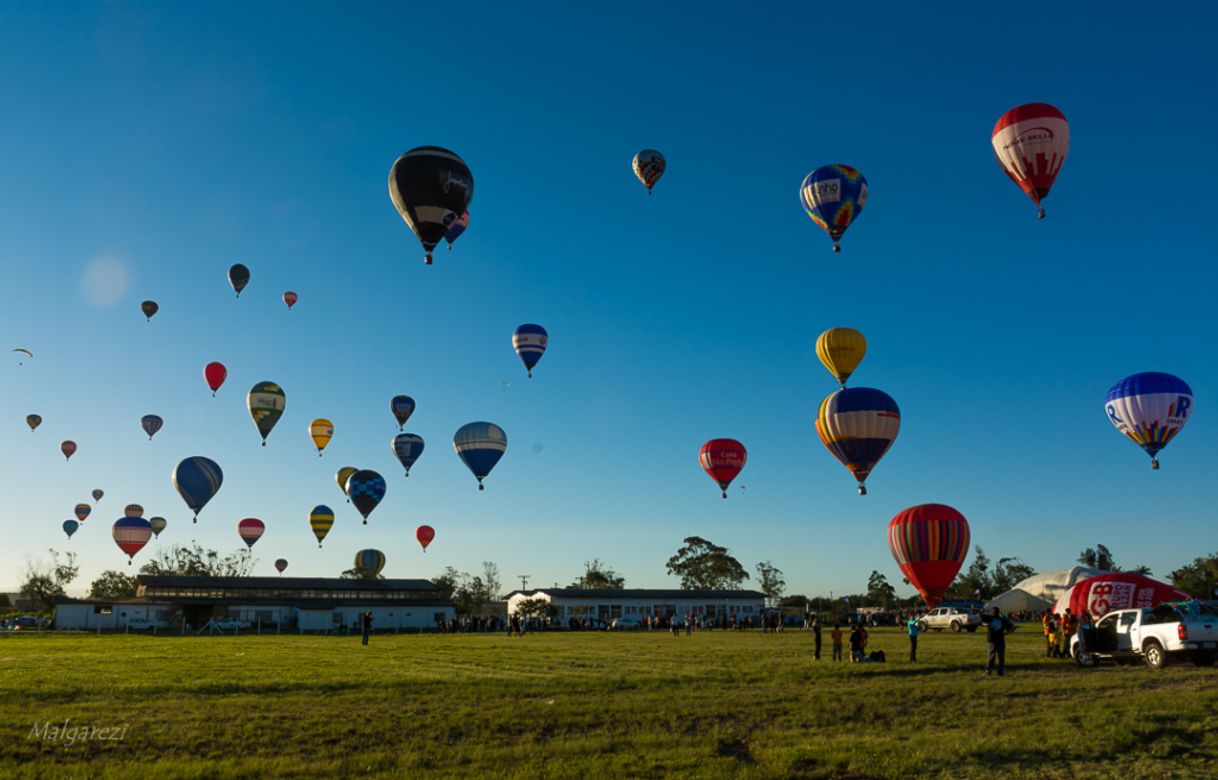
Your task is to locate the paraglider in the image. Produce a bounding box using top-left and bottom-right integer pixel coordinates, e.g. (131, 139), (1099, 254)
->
(283, 291), (298, 309)
(12, 348), (32, 365)
(172, 456), (223, 522)
(632, 149), (666, 194)
(309, 418), (334, 456)
(416, 524), (435, 552)
(887, 504), (971, 608)
(61, 440), (76, 461)
(1105, 372), (1193, 470)
(388, 146), (475, 265)
(815, 328), (867, 387)
(204, 362), (227, 396)
(274, 558), (288, 574)
(309, 505), (335, 548)
(149, 516), (167, 538)
(512, 324), (548, 378)
(815, 387), (900, 495)
(336, 466), (357, 502)
(63, 519), (79, 539)
(390, 396), (415, 430)
(74, 503), (90, 522)
(698, 439), (747, 499)
(345, 470), (386, 525)
(991, 103), (1069, 219)
(112, 516), (153, 565)
(354, 549), (386, 578)
(228, 263), (250, 297)
(124, 503), (144, 518)
(453, 422), (507, 490)
(247, 381), (286, 446)
(237, 518), (265, 549)
(444, 210), (469, 249)
(141, 300), (158, 321)
(800, 165), (868, 252)
(391, 434), (425, 477)
(92, 489), (104, 502)
(141, 414), (163, 440)
(25, 414), (41, 432)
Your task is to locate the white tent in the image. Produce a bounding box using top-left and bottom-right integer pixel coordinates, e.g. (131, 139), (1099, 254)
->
(985, 566), (1108, 612)
(985, 587), (1052, 614)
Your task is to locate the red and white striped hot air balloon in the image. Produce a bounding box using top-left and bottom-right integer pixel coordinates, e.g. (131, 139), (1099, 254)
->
(991, 103), (1069, 219)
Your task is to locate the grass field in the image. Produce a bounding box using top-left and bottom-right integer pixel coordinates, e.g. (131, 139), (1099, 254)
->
(3, 626), (1217, 779)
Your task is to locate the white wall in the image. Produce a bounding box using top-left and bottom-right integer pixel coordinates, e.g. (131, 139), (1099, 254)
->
(297, 605), (453, 632)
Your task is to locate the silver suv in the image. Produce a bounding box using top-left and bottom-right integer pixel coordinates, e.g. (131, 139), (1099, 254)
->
(917, 607), (981, 633)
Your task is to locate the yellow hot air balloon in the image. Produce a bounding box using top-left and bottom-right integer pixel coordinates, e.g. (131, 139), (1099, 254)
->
(309, 418), (334, 456)
(815, 328), (867, 387)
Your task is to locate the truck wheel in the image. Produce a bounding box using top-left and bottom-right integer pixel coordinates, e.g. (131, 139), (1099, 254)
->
(917, 620), (928, 632)
(1073, 645), (1095, 668)
(950, 621), (962, 633)
(1143, 640), (1167, 669)
(1192, 653), (1214, 667)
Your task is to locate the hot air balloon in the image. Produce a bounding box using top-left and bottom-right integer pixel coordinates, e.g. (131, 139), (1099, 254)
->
(283, 291), (298, 309)
(237, 518), (265, 549)
(390, 396), (415, 430)
(816, 328), (867, 387)
(453, 422), (507, 490)
(274, 558), (288, 574)
(228, 263), (250, 297)
(354, 549), (386, 578)
(632, 149), (666, 194)
(74, 503), (91, 522)
(124, 503), (144, 518)
(698, 439), (747, 498)
(113, 516), (153, 565)
(172, 456), (223, 522)
(25, 414), (41, 432)
(388, 146), (474, 265)
(416, 524), (435, 552)
(1105, 372), (1193, 470)
(512, 324), (548, 378)
(61, 440), (77, 461)
(345, 470), (386, 525)
(309, 418), (333, 456)
(800, 165), (868, 252)
(63, 519), (79, 539)
(991, 103), (1069, 219)
(391, 434), (425, 476)
(92, 489), (104, 502)
(149, 516), (167, 538)
(444, 210), (469, 250)
(248, 381), (286, 446)
(204, 362), (227, 396)
(816, 387), (900, 495)
(141, 300), (158, 321)
(309, 505), (334, 547)
(141, 414), (163, 440)
(887, 504), (970, 608)
(336, 466), (357, 502)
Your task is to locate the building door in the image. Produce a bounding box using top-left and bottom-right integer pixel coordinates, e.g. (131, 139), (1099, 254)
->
(183, 606), (213, 630)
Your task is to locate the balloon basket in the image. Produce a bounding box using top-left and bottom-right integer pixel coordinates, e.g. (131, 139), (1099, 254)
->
(1152, 459), (1160, 471)
(857, 485), (867, 496)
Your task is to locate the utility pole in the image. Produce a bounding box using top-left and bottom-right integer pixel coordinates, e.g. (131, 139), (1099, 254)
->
(517, 574), (531, 591)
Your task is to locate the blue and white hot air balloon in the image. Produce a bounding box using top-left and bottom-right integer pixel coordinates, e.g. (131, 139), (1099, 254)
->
(453, 422), (507, 490)
(391, 434), (425, 477)
(1105, 372), (1193, 470)
(512, 324), (548, 378)
(172, 456), (224, 522)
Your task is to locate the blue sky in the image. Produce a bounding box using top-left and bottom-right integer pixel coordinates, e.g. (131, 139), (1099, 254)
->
(2, 3), (1216, 598)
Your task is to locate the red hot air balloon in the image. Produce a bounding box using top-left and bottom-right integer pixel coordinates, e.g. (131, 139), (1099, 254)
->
(991, 103), (1069, 219)
(887, 504), (971, 609)
(237, 518), (266, 549)
(416, 524), (435, 552)
(61, 440), (77, 461)
(204, 362), (227, 396)
(283, 291), (298, 309)
(698, 439), (747, 498)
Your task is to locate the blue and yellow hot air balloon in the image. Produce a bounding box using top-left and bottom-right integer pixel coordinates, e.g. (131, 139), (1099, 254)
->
(816, 387), (900, 495)
(453, 422), (507, 490)
(309, 505), (335, 548)
(512, 324), (548, 378)
(354, 549), (386, 579)
(800, 165), (868, 252)
(1105, 372), (1193, 470)
(172, 456), (223, 523)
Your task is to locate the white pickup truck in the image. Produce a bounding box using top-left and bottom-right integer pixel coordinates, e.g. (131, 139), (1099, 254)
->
(1071, 603), (1218, 669)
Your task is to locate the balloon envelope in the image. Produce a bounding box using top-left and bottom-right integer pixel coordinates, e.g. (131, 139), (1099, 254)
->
(309, 418), (334, 455)
(172, 456), (223, 522)
(345, 470), (386, 524)
(632, 149), (666, 192)
(92, 489), (104, 502)
(148, 516), (167, 537)
(63, 520), (78, 539)
(74, 503), (91, 522)
(354, 549), (386, 578)
(141, 414), (163, 440)
(698, 439), (747, 498)
(228, 263), (250, 296)
(815, 328), (867, 387)
(309, 505), (335, 547)
(124, 503), (144, 518)
(453, 422), (507, 489)
(444, 210), (469, 247)
(392, 434), (425, 476)
(141, 300), (158, 321)
(388, 146), (474, 264)
(283, 291), (298, 309)
(390, 395), (416, 430)
(113, 516), (153, 562)
(991, 103), (1069, 218)
(61, 440), (76, 461)
(416, 524), (435, 551)
(800, 165), (868, 252)
(336, 467), (357, 499)
(1053, 573), (1191, 619)
(274, 558), (289, 574)
(512, 324), (548, 378)
(26, 414), (41, 431)
(237, 518), (265, 548)
(816, 387), (900, 494)
(204, 362), (227, 394)
(888, 504), (970, 608)
(247, 381), (286, 445)
(1105, 372), (1192, 469)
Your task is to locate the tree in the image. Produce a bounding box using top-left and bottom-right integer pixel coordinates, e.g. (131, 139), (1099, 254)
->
(1126, 564), (1153, 576)
(666, 537), (749, 590)
(21, 550), (78, 612)
(1078, 544), (1117, 571)
(432, 567), (462, 601)
(482, 561), (502, 601)
(513, 597), (555, 621)
(866, 570), (896, 608)
(992, 557), (1037, 593)
(948, 546), (992, 600)
(88, 570), (138, 599)
(339, 568), (385, 580)
(570, 559), (626, 589)
(0, 594), (10, 608)
(138, 544), (255, 577)
(1170, 553), (1218, 598)
(755, 561), (786, 608)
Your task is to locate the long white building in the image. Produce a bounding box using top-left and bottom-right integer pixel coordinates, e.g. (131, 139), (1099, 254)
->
(505, 588), (766, 626)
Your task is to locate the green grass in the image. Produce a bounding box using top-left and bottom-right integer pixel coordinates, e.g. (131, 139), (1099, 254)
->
(2, 627), (1217, 778)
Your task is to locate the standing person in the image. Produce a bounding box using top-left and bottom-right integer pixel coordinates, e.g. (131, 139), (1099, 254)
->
(848, 625), (864, 662)
(1041, 611), (1053, 657)
(831, 622), (844, 661)
(984, 607), (1014, 676)
(671, 615), (680, 637)
(907, 615), (920, 662)
(685, 614), (693, 636)
(812, 618), (823, 661)
(361, 611), (372, 645)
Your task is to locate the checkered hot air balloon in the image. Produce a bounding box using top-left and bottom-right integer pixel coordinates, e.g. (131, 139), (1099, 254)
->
(344, 470), (386, 525)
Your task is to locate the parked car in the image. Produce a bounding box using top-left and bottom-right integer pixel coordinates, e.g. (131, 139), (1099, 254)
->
(126, 618), (170, 630)
(610, 615), (644, 630)
(1072, 604), (1218, 669)
(916, 606), (981, 633)
(11, 615), (44, 630)
(214, 618), (252, 630)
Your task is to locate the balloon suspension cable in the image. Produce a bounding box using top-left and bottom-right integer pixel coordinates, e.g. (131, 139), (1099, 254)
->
(1037, 205), (1046, 220)
(857, 484), (867, 496)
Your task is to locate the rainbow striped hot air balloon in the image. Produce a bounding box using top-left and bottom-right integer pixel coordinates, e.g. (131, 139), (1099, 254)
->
(1105, 372), (1193, 470)
(887, 504), (970, 609)
(309, 505), (334, 548)
(354, 549), (386, 579)
(453, 422), (507, 490)
(816, 387), (900, 495)
(237, 518), (265, 549)
(800, 164), (868, 252)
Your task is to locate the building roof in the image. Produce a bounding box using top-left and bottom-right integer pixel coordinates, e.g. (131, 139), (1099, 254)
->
(137, 575), (441, 591)
(505, 588), (766, 600)
(55, 595), (454, 609)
